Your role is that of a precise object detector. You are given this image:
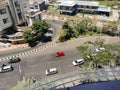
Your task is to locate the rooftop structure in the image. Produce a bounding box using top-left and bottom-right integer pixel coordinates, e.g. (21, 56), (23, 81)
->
(77, 1), (99, 6)
(58, 1), (76, 7)
(97, 6), (111, 12)
(58, 0), (111, 16)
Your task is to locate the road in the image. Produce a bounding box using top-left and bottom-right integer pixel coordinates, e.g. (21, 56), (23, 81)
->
(0, 43), (81, 90)
(0, 20), (63, 58)
(0, 35), (119, 90)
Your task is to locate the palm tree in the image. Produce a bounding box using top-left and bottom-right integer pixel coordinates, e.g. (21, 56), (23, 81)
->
(11, 77), (37, 90)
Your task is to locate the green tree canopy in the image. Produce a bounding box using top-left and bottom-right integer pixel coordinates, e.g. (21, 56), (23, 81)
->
(22, 20), (51, 42)
(32, 20), (51, 38)
(22, 29), (34, 42)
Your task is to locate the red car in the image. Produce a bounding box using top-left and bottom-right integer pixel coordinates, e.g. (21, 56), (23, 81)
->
(55, 51), (65, 57)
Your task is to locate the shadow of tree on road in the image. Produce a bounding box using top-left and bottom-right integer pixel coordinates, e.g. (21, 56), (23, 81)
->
(28, 36), (52, 47)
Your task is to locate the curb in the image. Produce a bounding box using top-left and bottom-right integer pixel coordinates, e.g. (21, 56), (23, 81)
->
(0, 42), (56, 62)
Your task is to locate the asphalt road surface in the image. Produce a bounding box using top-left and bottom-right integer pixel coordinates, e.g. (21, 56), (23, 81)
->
(0, 36), (119, 90)
(0, 43), (81, 90)
(0, 19), (63, 58)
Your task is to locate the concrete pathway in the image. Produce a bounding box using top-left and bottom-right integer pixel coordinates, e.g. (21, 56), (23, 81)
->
(0, 43), (28, 51)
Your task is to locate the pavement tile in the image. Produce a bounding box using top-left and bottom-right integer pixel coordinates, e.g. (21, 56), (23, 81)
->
(64, 82), (74, 88)
(73, 80), (80, 86)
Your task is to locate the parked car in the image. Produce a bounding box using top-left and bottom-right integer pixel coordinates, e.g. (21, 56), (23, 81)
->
(45, 68), (58, 75)
(72, 59), (84, 66)
(8, 57), (21, 64)
(55, 51), (65, 57)
(95, 47), (105, 52)
(0, 64), (14, 73)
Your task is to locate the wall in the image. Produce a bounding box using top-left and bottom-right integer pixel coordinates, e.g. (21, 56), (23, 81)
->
(0, 4), (12, 32)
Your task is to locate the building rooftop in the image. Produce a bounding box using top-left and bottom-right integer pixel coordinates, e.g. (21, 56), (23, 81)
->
(58, 0), (76, 6)
(28, 0), (44, 4)
(97, 6), (111, 12)
(77, 1), (99, 6)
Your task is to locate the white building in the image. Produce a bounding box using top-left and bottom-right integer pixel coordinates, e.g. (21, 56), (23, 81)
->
(0, 0), (45, 44)
(5, 0), (44, 26)
(22, 0), (43, 26)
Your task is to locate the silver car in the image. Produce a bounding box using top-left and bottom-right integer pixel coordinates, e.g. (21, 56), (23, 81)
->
(45, 68), (58, 75)
(72, 59), (84, 66)
(0, 64), (14, 73)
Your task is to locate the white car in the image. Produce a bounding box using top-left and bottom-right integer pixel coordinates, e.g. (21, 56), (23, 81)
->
(0, 64), (14, 73)
(95, 47), (105, 52)
(45, 68), (58, 75)
(72, 59), (84, 66)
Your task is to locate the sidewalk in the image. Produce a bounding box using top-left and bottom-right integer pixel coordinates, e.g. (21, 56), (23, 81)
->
(0, 43), (29, 51)
(42, 14), (67, 21)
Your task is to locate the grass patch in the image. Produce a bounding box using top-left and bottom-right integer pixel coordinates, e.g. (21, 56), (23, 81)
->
(97, 51), (114, 65)
(76, 44), (120, 69)
(76, 45), (90, 59)
(46, 6), (60, 16)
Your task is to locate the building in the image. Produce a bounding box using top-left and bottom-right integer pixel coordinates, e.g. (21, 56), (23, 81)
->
(0, 0), (13, 35)
(5, 0), (26, 25)
(58, 0), (77, 15)
(0, 0), (46, 44)
(77, 1), (99, 14)
(23, 0), (45, 26)
(58, 0), (111, 16)
(77, 1), (111, 16)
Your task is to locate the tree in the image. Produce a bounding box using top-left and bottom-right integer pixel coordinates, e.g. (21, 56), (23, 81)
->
(94, 38), (105, 47)
(82, 17), (92, 29)
(62, 21), (70, 29)
(22, 29), (34, 42)
(32, 20), (51, 39)
(22, 20), (51, 43)
(75, 23), (86, 35)
(103, 21), (118, 35)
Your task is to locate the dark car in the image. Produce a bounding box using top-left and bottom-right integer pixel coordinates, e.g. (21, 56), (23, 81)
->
(8, 57), (21, 64)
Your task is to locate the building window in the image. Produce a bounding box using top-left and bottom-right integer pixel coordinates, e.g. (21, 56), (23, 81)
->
(34, 5), (38, 9)
(3, 18), (9, 24)
(0, 8), (6, 14)
(14, 1), (20, 7)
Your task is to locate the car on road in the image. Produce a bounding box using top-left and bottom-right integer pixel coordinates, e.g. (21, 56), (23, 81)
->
(95, 47), (105, 52)
(45, 68), (58, 75)
(0, 64), (14, 73)
(55, 51), (65, 57)
(72, 59), (84, 66)
(8, 57), (21, 64)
